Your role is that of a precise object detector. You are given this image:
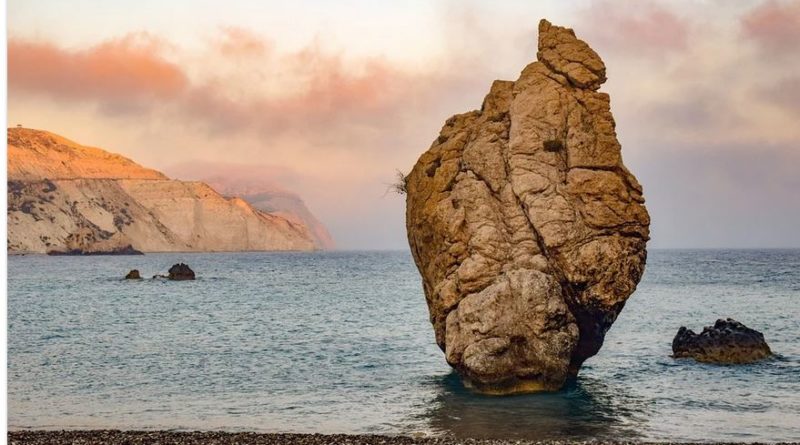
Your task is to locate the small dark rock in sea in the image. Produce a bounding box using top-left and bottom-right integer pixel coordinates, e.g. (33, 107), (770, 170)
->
(124, 269), (141, 279)
(672, 318), (771, 364)
(168, 263), (195, 281)
(47, 244), (144, 256)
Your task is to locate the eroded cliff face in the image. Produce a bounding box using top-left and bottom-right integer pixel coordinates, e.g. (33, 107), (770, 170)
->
(405, 20), (650, 393)
(195, 176), (334, 250)
(8, 128), (316, 253)
(225, 189), (335, 251)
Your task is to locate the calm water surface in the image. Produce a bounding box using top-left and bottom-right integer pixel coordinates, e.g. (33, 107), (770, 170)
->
(7, 250), (800, 442)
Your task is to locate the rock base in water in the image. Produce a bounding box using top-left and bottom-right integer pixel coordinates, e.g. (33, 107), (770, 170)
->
(124, 269), (142, 279)
(168, 263), (195, 281)
(672, 318), (772, 364)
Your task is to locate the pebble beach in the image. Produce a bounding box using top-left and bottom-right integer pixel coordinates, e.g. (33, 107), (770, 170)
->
(10, 430), (773, 445)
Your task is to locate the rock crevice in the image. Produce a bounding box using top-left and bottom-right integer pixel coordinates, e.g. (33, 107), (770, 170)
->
(405, 19), (650, 393)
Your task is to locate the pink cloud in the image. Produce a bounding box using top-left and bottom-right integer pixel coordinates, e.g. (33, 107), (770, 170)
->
(175, 52), (412, 141)
(8, 34), (189, 105)
(741, 0), (800, 53)
(216, 27), (271, 56)
(8, 30), (432, 147)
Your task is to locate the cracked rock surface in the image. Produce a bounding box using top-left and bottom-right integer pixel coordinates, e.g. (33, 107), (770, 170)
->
(405, 19), (650, 393)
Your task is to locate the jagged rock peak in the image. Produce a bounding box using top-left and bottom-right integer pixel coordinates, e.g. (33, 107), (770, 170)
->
(537, 19), (606, 90)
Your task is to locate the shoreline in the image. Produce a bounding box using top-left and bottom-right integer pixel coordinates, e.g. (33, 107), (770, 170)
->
(7, 430), (789, 445)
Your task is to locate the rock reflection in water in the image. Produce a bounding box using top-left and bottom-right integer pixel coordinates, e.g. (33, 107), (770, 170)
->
(419, 372), (647, 441)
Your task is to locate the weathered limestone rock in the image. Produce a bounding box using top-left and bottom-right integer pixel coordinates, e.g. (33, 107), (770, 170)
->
(405, 19), (650, 393)
(673, 319), (772, 364)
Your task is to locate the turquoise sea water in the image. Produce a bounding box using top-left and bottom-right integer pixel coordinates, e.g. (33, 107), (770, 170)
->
(7, 250), (800, 442)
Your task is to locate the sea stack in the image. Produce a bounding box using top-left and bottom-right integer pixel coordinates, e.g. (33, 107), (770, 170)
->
(405, 20), (650, 393)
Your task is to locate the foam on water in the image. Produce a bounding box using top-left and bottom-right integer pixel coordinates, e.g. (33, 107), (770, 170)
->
(7, 250), (800, 441)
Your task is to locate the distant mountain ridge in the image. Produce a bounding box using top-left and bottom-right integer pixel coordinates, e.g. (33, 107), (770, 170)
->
(167, 164), (335, 250)
(7, 128), (328, 253)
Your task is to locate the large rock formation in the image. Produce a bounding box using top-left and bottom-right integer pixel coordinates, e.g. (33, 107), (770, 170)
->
(405, 20), (650, 393)
(673, 319), (772, 364)
(8, 128), (317, 253)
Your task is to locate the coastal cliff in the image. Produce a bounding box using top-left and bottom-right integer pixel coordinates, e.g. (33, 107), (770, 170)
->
(211, 184), (335, 251)
(165, 164), (335, 250)
(405, 20), (650, 393)
(7, 128), (319, 253)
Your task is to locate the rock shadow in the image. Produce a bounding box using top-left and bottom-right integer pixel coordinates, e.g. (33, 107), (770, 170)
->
(417, 371), (648, 441)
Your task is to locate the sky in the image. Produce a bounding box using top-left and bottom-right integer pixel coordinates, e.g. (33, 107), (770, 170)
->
(7, 0), (800, 249)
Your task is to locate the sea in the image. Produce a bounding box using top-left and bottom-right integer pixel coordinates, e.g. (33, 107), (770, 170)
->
(7, 249), (800, 442)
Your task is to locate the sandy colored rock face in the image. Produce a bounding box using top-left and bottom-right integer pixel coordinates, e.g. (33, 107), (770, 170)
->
(7, 128), (167, 181)
(200, 177), (336, 250)
(7, 128), (317, 253)
(405, 20), (650, 393)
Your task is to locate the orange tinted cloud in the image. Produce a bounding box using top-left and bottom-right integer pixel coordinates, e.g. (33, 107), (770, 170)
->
(291, 51), (396, 112)
(216, 27), (271, 56)
(8, 34), (188, 106)
(176, 51), (411, 141)
(7, 29), (429, 152)
(181, 39), (442, 147)
(741, 0), (800, 53)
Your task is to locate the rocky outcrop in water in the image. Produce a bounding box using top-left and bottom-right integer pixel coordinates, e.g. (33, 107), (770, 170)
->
(125, 269), (142, 279)
(672, 318), (772, 364)
(168, 263), (195, 281)
(405, 19), (649, 393)
(8, 128), (317, 253)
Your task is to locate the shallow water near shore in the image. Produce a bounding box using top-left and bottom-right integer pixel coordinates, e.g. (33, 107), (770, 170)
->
(8, 249), (800, 442)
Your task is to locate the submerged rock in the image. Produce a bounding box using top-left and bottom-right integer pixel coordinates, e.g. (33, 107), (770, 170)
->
(168, 263), (195, 281)
(672, 318), (772, 364)
(405, 19), (649, 393)
(125, 269), (142, 279)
